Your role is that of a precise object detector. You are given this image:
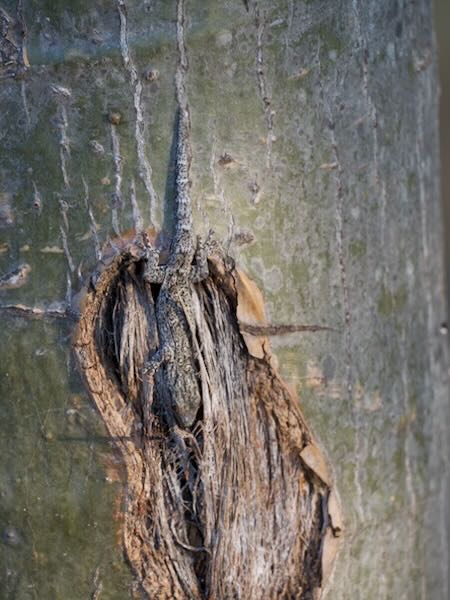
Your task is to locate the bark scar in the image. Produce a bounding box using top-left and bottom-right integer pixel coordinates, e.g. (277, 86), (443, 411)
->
(72, 237), (343, 600)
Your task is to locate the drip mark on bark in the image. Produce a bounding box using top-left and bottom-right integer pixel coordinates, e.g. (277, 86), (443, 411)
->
(82, 177), (102, 261)
(58, 104), (70, 188)
(110, 123), (123, 236)
(58, 196), (75, 277)
(254, 3), (275, 169)
(59, 222), (74, 273)
(129, 178), (144, 234)
(51, 87), (71, 189)
(117, 0), (158, 226)
(65, 270), (72, 305)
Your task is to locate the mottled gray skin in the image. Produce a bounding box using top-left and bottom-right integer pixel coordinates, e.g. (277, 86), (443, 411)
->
(142, 73), (208, 428)
(141, 0), (211, 429)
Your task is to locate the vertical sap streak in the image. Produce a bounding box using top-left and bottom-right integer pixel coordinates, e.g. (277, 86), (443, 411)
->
(129, 178), (144, 234)
(117, 0), (158, 226)
(110, 123), (123, 236)
(57, 101), (71, 189)
(82, 177), (102, 261)
(254, 2), (275, 169)
(59, 221), (75, 274)
(51, 86), (76, 294)
(65, 270), (72, 305)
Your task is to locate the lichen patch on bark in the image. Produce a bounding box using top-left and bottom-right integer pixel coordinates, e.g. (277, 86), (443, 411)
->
(73, 234), (342, 600)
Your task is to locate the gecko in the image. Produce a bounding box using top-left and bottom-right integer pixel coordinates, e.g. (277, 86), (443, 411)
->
(141, 15), (209, 429)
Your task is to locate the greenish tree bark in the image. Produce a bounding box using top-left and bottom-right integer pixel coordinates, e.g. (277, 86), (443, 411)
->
(0, 1), (448, 598)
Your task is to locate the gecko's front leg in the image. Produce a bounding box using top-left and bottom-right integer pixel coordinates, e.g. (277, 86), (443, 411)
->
(142, 246), (165, 284)
(191, 232), (214, 283)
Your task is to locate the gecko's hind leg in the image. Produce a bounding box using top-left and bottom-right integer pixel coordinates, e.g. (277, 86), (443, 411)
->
(191, 231), (214, 283)
(142, 344), (174, 422)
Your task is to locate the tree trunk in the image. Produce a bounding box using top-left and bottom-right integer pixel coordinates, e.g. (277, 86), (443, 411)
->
(0, 1), (448, 599)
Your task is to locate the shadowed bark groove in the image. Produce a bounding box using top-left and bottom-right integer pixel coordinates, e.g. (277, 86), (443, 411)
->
(73, 234), (342, 600)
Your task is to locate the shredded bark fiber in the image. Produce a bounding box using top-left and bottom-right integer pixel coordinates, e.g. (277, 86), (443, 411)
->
(73, 235), (342, 600)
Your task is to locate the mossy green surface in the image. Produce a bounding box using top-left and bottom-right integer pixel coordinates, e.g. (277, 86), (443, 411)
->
(0, 0), (447, 598)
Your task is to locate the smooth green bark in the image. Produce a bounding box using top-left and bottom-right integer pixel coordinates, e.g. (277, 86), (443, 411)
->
(0, 1), (448, 598)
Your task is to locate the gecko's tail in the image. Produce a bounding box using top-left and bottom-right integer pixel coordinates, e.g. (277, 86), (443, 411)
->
(173, 0), (193, 246)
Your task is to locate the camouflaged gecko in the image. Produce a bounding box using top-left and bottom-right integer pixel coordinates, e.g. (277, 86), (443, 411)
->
(141, 104), (209, 428)
(140, 12), (210, 429)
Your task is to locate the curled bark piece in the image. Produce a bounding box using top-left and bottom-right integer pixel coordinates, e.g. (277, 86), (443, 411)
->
(73, 234), (342, 600)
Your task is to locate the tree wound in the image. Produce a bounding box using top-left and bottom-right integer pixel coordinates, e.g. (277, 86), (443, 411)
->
(73, 234), (342, 600)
